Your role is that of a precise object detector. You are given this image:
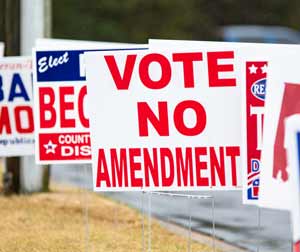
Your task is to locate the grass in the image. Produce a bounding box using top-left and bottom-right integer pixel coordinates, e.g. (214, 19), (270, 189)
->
(0, 163), (216, 252)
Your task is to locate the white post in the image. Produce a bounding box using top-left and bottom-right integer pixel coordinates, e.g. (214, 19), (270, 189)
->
(21, 0), (51, 55)
(19, 0), (51, 192)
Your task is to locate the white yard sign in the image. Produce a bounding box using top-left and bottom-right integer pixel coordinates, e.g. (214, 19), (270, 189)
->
(285, 115), (300, 250)
(33, 43), (147, 164)
(260, 49), (300, 210)
(0, 57), (34, 156)
(0, 42), (4, 57)
(85, 46), (243, 191)
(150, 39), (300, 204)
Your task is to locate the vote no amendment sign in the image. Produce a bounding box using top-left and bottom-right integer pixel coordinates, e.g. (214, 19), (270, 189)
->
(85, 48), (243, 191)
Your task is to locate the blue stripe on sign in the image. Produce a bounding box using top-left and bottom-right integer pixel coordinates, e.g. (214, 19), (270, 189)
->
(36, 47), (148, 82)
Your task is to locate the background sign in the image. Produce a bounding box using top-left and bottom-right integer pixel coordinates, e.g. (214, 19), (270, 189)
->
(0, 42), (4, 57)
(239, 46), (300, 206)
(33, 46), (147, 164)
(149, 40), (266, 202)
(150, 40), (300, 203)
(0, 57), (34, 156)
(85, 47), (243, 191)
(285, 115), (300, 251)
(244, 61), (267, 204)
(260, 49), (300, 210)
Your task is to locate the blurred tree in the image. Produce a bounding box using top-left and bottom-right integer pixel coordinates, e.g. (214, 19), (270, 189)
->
(52, 0), (218, 42)
(0, 0), (50, 195)
(0, 0), (21, 195)
(52, 0), (300, 42)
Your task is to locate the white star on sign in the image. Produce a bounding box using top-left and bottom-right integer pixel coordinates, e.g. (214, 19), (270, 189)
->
(261, 64), (268, 74)
(44, 140), (57, 154)
(249, 64), (258, 74)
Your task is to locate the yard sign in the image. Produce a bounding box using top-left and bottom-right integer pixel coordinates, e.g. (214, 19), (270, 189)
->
(0, 57), (34, 156)
(149, 39), (298, 203)
(260, 48), (300, 210)
(285, 115), (300, 252)
(33, 46), (147, 164)
(0, 42), (4, 57)
(84, 46), (243, 191)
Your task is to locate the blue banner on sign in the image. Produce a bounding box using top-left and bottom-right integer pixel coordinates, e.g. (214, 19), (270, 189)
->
(36, 48), (147, 82)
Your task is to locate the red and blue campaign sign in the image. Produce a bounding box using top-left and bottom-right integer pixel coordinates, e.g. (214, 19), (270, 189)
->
(244, 61), (267, 204)
(33, 49), (92, 164)
(33, 47), (147, 164)
(0, 57), (35, 156)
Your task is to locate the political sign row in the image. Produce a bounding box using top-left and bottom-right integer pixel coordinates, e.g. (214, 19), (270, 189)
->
(0, 38), (299, 204)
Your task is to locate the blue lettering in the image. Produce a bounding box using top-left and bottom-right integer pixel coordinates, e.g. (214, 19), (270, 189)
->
(251, 159), (260, 172)
(0, 75), (4, 101)
(8, 73), (29, 101)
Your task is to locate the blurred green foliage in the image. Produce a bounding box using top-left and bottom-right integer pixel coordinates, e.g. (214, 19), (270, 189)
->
(53, 0), (300, 43)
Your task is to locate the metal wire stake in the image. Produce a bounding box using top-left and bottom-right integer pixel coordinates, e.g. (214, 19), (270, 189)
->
(166, 196), (171, 252)
(187, 196), (192, 252)
(83, 164), (90, 252)
(257, 207), (261, 252)
(141, 191), (145, 252)
(148, 192), (152, 252)
(212, 196), (216, 252)
(113, 196), (119, 250)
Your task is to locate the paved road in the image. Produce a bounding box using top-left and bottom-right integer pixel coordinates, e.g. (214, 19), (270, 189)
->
(51, 164), (292, 252)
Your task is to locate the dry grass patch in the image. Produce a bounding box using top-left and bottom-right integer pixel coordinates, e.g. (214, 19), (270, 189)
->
(0, 185), (216, 252)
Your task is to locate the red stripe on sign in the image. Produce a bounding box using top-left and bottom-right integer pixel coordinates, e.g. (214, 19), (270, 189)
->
(247, 171), (260, 181)
(39, 132), (91, 161)
(245, 61), (267, 201)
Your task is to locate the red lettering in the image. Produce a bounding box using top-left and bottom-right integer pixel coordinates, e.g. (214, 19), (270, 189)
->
(174, 100), (206, 136)
(160, 148), (174, 187)
(143, 148), (159, 187)
(105, 54), (137, 90)
(176, 147), (194, 186)
(210, 147), (225, 186)
(172, 52), (203, 88)
(39, 87), (56, 128)
(226, 146), (240, 186)
(59, 86), (75, 128)
(78, 85), (89, 128)
(137, 101), (169, 136)
(207, 51), (236, 87)
(195, 147), (209, 186)
(96, 149), (111, 187)
(129, 148), (143, 187)
(110, 148), (128, 187)
(14, 106), (34, 133)
(0, 106), (11, 134)
(139, 53), (171, 89)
